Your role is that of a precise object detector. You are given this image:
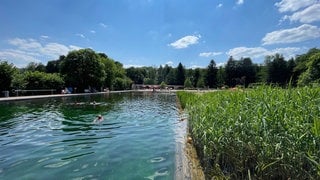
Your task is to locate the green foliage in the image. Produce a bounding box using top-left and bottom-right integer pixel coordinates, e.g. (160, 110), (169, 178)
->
(25, 62), (46, 72)
(99, 54), (116, 89)
(225, 57), (257, 87)
(298, 52), (320, 86)
(206, 60), (218, 88)
(60, 48), (106, 92)
(24, 71), (64, 89)
(113, 77), (132, 90)
(178, 87), (320, 179)
(196, 77), (205, 88)
(46, 55), (64, 73)
(126, 67), (146, 84)
(265, 54), (290, 86)
(160, 81), (167, 89)
(176, 62), (185, 85)
(184, 77), (193, 89)
(0, 61), (16, 91)
(166, 68), (177, 85)
(143, 78), (155, 85)
(12, 71), (27, 89)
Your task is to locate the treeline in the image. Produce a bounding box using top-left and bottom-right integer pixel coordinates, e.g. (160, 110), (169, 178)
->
(126, 48), (320, 88)
(1, 48), (320, 95)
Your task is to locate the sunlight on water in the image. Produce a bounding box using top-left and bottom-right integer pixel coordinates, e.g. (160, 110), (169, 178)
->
(0, 92), (179, 179)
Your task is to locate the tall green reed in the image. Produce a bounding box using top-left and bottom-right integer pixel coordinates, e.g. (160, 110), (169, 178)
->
(177, 86), (320, 179)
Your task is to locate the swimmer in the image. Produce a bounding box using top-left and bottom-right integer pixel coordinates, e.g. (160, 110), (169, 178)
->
(93, 114), (104, 123)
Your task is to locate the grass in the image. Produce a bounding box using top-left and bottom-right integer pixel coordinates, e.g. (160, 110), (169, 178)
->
(177, 86), (320, 179)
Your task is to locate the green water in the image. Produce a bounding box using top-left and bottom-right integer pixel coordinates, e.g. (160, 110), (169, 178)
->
(0, 92), (179, 179)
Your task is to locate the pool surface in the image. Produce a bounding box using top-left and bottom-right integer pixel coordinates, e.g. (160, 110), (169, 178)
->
(0, 92), (179, 179)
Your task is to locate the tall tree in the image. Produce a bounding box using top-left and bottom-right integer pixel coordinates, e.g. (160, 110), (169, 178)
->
(99, 54), (116, 89)
(166, 68), (177, 85)
(193, 68), (201, 88)
(25, 62), (46, 72)
(206, 60), (218, 88)
(46, 55), (65, 73)
(240, 58), (256, 87)
(176, 62), (185, 85)
(60, 48), (105, 92)
(225, 56), (239, 87)
(266, 54), (289, 86)
(0, 61), (16, 91)
(126, 67), (146, 84)
(216, 66), (225, 87)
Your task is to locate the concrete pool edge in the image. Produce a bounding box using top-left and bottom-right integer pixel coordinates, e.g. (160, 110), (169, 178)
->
(174, 105), (205, 180)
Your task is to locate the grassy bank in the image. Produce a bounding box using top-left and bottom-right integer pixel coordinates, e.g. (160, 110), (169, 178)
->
(177, 87), (320, 179)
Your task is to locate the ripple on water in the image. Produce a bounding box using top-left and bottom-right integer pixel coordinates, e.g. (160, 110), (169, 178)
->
(44, 160), (72, 168)
(145, 167), (169, 180)
(150, 157), (165, 163)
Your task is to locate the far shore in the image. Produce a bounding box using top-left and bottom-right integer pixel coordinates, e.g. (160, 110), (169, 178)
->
(0, 88), (221, 102)
(0, 89), (180, 102)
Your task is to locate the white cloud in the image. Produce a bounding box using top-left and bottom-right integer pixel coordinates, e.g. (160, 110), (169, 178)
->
(199, 52), (223, 57)
(169, 35), (201, 49)
(287, 3), (320, 23)
(227, 46), (304, 60)
(262, 24), (320, 45)
(75, 33), (85, 38)
(165, 61), (174, 66)
(216, 3), (223, 8)
(124, 64), (144, 68)
(236, 0), (244, 5)
(227, 47), (269, 59)
(8, 38), (42, 50)
(270, 47), (305, 58)
(0, 49), (41, 67)
(100, 23), (107, 28)
(40, 35), (49, 39)
(0, 38), (82, 68)
(275, 0), (317, 13)
(90, 30), (96, 34)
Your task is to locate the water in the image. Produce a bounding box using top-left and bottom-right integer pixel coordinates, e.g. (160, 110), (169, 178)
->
(0, 92), (180, 179)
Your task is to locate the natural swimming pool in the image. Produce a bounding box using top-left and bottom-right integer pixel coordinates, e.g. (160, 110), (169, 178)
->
(0, 92), (181, 179)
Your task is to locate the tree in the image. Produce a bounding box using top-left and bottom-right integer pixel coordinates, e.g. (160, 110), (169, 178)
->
(266, 54), (289, 86)
(298, 52), (320, 86)
(217, 66), (225, 87)
(60, 49), (106, 92)
(99, 54), (116, 89)
(176, 62), (185, 85)
(240, 58), (256, 87)
(25, 62), (46, 72)
(0, 61), (16, 91)
(206, 60), (218, 88)
(112, 61), (132, 90)
(160, 81), (167, 89)
(24, 71), (64, 90)
(166, 68), (177, 85)
(225, 56), (238, 87)
(126, 67), (146, 84)
(184, 78), (193, 89)
(46, 55), (65, 73)
(193, 68), (201, 87)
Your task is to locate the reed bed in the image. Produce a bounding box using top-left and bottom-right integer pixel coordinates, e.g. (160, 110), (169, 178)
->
(178, 86), (320, 179)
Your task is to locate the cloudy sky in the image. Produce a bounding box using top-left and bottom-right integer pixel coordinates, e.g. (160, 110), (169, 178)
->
(0, 0), (319, 68)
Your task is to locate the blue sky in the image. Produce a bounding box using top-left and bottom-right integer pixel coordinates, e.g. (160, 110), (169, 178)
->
(0, 0), (319, 68)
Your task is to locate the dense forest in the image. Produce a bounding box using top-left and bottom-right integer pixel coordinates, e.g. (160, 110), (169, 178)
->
(1, 48), (320, 95)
